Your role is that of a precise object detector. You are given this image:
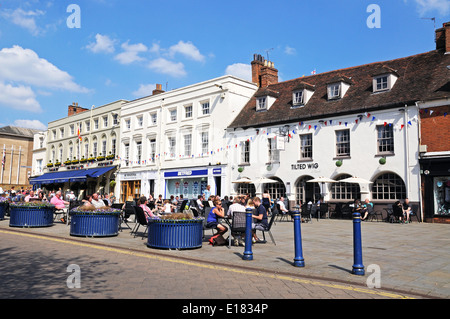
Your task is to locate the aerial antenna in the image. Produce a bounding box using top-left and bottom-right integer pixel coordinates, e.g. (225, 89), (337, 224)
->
(421, 17), (436, 30)
(265, 48), (274, 61)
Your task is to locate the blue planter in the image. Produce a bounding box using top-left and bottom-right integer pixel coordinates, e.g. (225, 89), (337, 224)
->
(0, 202), (7, 220)
(9, 205), (54, 227)
(69, 211), (121, 237)
(147, 218), (204, 249)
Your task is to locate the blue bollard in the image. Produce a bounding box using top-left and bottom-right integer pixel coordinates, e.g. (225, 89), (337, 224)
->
(243, 207), (253, 261)
(292, 210), (305, 267)
(352, 212), (365, 276)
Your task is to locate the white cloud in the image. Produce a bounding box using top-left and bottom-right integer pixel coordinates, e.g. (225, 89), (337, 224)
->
(1, 8), (45, 36)
(284, 46), (297, 55)
(148, 58), (186, 77)
(114, 41), (148, 64)
(0, 45), (89, 93)
(13, 119), (47, 131)
(225, 63), (252, 82)
(168, 41), (205, 62)
(86, 34), (117, 54)
(132, 84), (156, 97)
(407, 0), (450, 15)
(0, 82), (42, 112)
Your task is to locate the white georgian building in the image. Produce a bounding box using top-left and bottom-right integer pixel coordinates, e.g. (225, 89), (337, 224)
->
(117, 76), (257, 202)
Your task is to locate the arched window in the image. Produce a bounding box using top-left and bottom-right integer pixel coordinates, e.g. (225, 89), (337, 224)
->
(372, 173), (406, 200)
(264, 177), (286, 200)
(235, 183), (256, 198)
(295, 176), (320, 205)
(331, 174), (361, 200)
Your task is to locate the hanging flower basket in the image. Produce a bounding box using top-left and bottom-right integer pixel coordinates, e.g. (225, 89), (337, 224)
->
(9, 201), (55, 228)
(335, 160), (343, 167)
(238, 167), (244, 173)
(379, 157), (386, 165)
(147, 213), (204, 250)
(69, 206), (122, 237)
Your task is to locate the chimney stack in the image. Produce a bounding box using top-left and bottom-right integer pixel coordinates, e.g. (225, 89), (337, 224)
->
(152, 83), (165, 95)
(435, 21), (450, 53)
(251, 54), (278, 87)
(68, 102), (89, 116)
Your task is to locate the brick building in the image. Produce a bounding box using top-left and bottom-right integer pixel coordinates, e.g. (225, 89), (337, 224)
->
(0, 126), (40, 192)
(418, 22), (450, 223)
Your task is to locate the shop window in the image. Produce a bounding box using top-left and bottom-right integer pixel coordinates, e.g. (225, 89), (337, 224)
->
(331, 174), (361, 200)
(433, 178), (450, 215)
(295, 176), (320, 205)
(372, 173), (406, 200)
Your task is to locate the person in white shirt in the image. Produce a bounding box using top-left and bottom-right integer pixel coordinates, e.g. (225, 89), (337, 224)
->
(277, 197), (293, 221)
(91, 193), (106, 208)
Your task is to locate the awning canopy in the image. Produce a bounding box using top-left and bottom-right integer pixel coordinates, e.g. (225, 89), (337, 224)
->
(30, 166), (115, 185)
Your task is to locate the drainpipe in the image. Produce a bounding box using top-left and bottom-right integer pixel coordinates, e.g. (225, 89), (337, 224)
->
(415, 101), (424, 222)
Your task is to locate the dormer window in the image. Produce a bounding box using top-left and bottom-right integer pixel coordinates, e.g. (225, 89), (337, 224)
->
(327, 76), (351, 100)
(254, 88), (279, 112)
(372, 73), (398, 93)
(257, 97), (267, 111)
(372, 66), (399, 93)
(293, 91), (304, 105)
(292, 82), (315, 108)
(328, 83), (341, 99)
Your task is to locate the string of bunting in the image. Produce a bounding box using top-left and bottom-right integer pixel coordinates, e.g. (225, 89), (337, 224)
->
(112, 110), (447, 165)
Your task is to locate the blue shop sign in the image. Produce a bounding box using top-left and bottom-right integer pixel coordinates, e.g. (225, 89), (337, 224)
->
(212, 168), (222, 175)
(164, 169), (208, 178)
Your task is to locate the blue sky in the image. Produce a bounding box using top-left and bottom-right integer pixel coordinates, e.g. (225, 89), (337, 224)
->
(0, 0), (449, 131)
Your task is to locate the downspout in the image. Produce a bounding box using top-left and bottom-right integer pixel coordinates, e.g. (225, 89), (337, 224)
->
(415, 101), (424, 222)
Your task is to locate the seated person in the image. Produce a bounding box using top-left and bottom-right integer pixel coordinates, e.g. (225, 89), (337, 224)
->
(392, 201), (404, 221)
(138, 196), (160, 220)
(50, 191), (70, 223)
(361, 198), (373, 220)
(50, 191), (69, 210)
(402, 198), (412, 223)
(277, 196), (292, 218)
(162, 199), (175, 214)
(91, 193), (106, 208)
(206, 199), (228, 245)
(252, 197), (269, 244)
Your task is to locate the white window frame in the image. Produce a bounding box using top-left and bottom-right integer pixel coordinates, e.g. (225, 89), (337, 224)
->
(169, 108), (177, 122)
(201, 131), (209, 155)
(201, 101), (210, 115)
(168, 136), (176, 159)
(268, 138), (280, 163)
(256, 97), (267, 111)
(184, 134), (192, 157)
(293, 90), (304, 106)
(241, 140), (250, 164)
(328, 83), (341, 99)
(184, 105), (193, 119)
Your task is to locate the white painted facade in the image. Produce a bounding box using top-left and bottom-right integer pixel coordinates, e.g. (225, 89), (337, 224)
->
(227, 106), (421, 207)
(117, 75), (257, 201)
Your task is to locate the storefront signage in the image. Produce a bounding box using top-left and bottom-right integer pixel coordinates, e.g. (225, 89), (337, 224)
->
(164, 169), (208, 178)
(212, 168), (222, 175)
(291, 163), (319, 170)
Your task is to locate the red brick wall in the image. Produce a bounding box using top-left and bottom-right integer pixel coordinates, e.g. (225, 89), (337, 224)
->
(420, 105), (450, 152)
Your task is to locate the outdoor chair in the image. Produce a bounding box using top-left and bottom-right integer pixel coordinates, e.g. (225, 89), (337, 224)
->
(390, 204), (403, 223)
(409, 204), (420, 223)
(202, 207), (215, 239)
(229, 211), (246, 247)
(53, 207), (68, 224)
(276, 203), (290, 222)
(319, 203), (329, 219)
(256, 211), (277, 245)
(341, 204), (353, 219)
(132, 206), (148, 239)
(301, 203), (312, 223)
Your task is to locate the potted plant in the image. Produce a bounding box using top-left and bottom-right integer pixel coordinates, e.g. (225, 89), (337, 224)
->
(96, 155), (105, 161)
(69, 205), (122, 237)
(80, 156), (87, 163)
(47, 161), (53, 168)
(64, 158), (72, 165)
(379, 157), (386, 165)
(71, 157), (80, 164)
(87, 154), (96, 162)
(335, 160), (343, 167)
(106, 152), (115, 160)
(109, 180), (116, 189)
(55, 161), (61, 167)
(238, 167), (244, 173)
(9, 201), (55, 228)
(147, 213), (204, 249)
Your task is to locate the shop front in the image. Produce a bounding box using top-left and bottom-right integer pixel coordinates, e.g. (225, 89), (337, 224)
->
(420, 156), (450, 223)
(118, 169), (159, 202)
(163, 166), (225, 200)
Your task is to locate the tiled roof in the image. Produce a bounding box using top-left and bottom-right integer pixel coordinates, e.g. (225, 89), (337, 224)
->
(0, 126), (41, 138)
(229, 49), (450, 129)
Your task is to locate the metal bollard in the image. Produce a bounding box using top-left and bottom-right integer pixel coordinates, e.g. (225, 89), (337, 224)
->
(352, 212), (365, 275)
(292, 209), (305, 267)
(242, 207), (253, 261)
